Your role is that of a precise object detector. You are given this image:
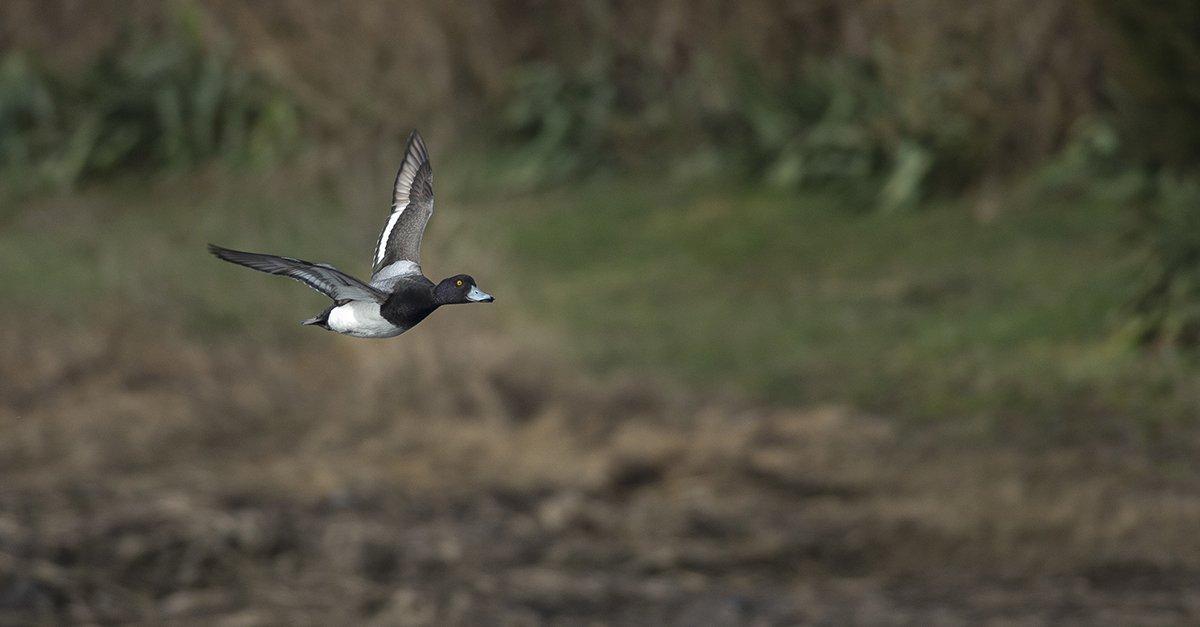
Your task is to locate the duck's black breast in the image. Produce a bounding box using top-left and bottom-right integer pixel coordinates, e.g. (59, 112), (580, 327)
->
(379, 276), (439, 329)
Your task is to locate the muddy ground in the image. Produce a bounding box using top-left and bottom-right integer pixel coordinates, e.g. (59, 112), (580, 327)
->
(1, 320), (1198, 625)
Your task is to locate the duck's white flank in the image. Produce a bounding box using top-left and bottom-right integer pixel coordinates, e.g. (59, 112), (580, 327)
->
(327, 301), (404, 338)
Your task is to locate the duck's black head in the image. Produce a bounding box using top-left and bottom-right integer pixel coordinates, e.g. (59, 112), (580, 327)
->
(434, 274), (494, 305)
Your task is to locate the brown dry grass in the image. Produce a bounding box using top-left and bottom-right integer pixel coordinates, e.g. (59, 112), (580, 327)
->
(2, 312), (1198, 624)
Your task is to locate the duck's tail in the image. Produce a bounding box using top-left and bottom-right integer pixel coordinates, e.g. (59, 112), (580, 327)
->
(301, 305), (334, 330)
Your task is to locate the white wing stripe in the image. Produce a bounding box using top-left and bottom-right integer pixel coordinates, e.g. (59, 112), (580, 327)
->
(374, 204), (407, 266)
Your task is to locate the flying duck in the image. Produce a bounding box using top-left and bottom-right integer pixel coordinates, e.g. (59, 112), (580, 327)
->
(208, 130), (493, 338)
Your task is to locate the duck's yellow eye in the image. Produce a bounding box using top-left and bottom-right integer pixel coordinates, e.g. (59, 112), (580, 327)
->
(455, 279), (463, 287)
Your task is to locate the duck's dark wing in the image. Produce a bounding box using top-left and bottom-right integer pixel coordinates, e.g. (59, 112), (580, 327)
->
(371, 130), (433, 280)
(209, 244), (386, 303)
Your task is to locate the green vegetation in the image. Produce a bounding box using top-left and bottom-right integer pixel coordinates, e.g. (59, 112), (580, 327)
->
(1, 1), (1196, 442)
(500, 181), (1196, 443)
(1127, 177), (1200, 348)
(0, 8), (298, 197)
(6, 167), (1193, 445)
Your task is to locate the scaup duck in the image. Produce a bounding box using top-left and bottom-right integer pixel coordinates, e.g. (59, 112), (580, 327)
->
(208, 130), (493, 338)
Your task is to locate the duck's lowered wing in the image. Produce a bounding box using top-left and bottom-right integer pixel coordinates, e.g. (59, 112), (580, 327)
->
(209, 244), (385, 303)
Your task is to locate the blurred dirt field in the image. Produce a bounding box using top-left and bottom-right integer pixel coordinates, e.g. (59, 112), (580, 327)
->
(3, 1), (1200, 624)
(2, 318), (1198, 625)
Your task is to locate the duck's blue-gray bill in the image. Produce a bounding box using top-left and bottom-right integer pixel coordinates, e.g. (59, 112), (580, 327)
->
(467, 286), (494, 302)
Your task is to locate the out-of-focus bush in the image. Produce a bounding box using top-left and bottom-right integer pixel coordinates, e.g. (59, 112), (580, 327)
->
(0, 5), (298, 194)
(1127, 177), (1200, 350)
(1087, 1), (1200, 350)
(487, 1), (1105, 205)
(2, 1), (1194, 210)
(0, 0), (1113, 201)
(726, 59), (892, 193)
(1092, 0), (1200, 170)
(500, 61), (616, 186)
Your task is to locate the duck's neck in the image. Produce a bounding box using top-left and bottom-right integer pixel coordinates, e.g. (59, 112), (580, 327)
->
(380, 284), (441, 327)
(431, 285), (452, 306)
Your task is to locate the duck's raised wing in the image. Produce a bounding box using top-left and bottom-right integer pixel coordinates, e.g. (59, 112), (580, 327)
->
(209, 244), (386, 303)
(371, 130), (433, 283)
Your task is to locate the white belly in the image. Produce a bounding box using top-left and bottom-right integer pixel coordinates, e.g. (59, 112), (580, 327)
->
(326, 301), (404, 338)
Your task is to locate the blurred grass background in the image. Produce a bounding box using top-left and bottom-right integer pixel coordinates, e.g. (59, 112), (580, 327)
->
(2, 0), (1200, 623)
